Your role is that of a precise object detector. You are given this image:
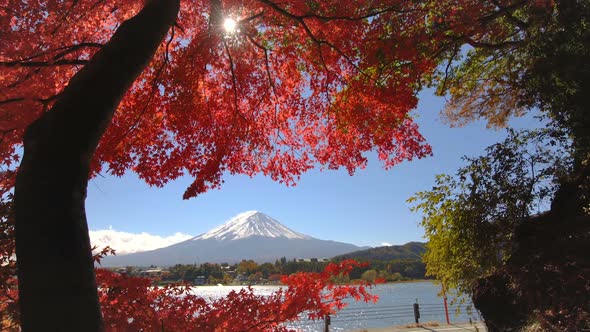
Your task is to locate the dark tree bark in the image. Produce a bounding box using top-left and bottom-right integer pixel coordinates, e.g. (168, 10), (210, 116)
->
(14, 0), (179, 330)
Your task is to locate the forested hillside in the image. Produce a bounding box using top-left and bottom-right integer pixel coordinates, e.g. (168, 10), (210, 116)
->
(331, 242), (427, 281)
(333, 242), (426, 261)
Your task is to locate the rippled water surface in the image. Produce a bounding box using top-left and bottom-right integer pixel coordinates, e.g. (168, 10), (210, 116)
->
(190, 281), (482, 331)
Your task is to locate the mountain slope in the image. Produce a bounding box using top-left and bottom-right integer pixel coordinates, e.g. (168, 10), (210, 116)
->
(332, 242), (426, 261)
(101, 211), (366, 266)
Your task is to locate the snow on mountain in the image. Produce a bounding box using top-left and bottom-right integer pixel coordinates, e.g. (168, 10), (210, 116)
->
(100, 211), (368, 266)
(193, 211), (312, 241)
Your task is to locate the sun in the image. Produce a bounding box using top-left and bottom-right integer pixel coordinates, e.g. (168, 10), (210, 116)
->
(223, 18), (237, 33)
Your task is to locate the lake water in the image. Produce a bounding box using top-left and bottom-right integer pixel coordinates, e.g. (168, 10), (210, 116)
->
(191, 281), (483, 331)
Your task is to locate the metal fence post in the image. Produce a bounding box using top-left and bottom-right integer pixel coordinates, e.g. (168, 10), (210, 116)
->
(413, 298), (420, 324)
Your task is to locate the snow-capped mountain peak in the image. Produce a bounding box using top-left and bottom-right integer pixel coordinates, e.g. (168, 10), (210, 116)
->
(100, 211), (367, 266)
(193, 211), (313, 241)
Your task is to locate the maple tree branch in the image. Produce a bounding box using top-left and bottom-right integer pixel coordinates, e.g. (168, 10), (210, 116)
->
(479, 0), (526, 22)
(487, 0), (530, 29)
(5, 68), (41, 89)
(0, 59), (89, 68)
(256, 0), (425, 21)
(50, 0), (82, 35)
(223, 40), (248, 124)
(7, 43), (103, 63)
(114, 26), (176, 146)
(245, 35), (278, 130)
(245, 35), (277, 96)
(0, 98), (25, 106)
(430, 32), (521, 62)
(464, 38), (523, 50)
(430, 38), (458, 61)
(0, 95), (58, 109)
(428, 1), (527, 59)
(51, 0), (109, 35)
(0, 130), (14, 146)
(440, 44), (460, 93)
(242, 11), (265, 23)
(315, 43), (337, 105)
(51, 43), (103, 61)
(0, 96), (59, 136)
(273, 8), (372, 84)
(257, 0), (398, 85)
(310, 32), (367, 82)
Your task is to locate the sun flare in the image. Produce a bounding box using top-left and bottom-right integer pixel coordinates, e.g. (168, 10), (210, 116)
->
(223, 18), (237, 33)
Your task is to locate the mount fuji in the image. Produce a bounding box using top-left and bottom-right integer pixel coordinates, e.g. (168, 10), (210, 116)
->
(100, 211), (367, 266)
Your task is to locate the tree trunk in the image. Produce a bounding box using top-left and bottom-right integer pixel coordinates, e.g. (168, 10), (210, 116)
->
(14, 0), (179, 330)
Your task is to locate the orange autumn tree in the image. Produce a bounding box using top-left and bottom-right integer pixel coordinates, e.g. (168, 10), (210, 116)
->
(0, 0), (548, 330)
(93, 258), (378, 331)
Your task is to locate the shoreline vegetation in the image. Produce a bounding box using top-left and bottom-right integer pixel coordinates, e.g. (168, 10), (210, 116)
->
(186, 278), (434, 287)
(102, 256), (428, 287)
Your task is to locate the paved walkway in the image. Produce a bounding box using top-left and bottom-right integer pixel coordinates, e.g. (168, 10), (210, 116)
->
(352, 322), (487, 332)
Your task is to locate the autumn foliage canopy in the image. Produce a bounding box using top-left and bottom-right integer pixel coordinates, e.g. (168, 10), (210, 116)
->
(0, 0), (448, 198)
(0, 0), (559, 330)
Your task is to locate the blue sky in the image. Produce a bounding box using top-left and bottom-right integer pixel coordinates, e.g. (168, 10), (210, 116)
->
(86, 88), (542, 252)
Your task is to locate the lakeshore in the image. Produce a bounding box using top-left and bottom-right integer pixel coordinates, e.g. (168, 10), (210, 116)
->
(354, 322), (487, 332)
(191, 281), (482, 331)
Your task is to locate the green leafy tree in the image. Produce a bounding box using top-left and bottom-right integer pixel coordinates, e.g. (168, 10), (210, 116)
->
(236, 260), (259, 276)
(258, 263), (277, 278)
(408, 129), (570, 300)
(361, 270), (378, 282)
